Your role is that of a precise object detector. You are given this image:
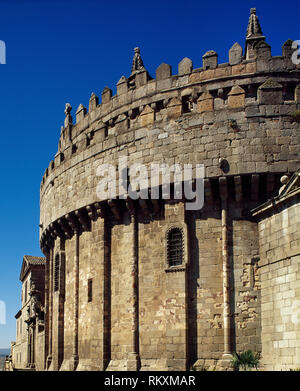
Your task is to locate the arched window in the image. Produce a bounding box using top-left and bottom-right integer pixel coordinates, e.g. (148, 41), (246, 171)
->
(167, 228), (183, 267)
(54, 254), (60, 292)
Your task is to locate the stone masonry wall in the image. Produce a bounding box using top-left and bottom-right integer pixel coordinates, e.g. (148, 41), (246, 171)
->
(39, 31), (300, 371)
(44, 197), (266, 371)
(40, 53), (300, 232)
(138, 202), (188, 371)
(107, 215), (135, 370)
(60, 235), (75, 370)
(189, 200), (261, 370)
(35, 331), (45, 371)
(258, 197), (300, 370)
(77, 217), (106, 370)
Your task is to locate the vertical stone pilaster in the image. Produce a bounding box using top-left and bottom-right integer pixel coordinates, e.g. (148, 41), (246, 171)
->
(50, 238), (66, 371)
(57, 240), (65, 370)
(44, 249), (50, 370)
(103, 215), (112, 369)
(127, 210), (141, 371)
(71, 231), (80, 370)
(26, 326), (30, 367)
(46, 247), (54, 370)
(219, 177), (232, 368)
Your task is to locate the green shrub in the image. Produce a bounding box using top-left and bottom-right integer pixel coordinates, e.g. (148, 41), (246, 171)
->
(231, 350), (260, 371)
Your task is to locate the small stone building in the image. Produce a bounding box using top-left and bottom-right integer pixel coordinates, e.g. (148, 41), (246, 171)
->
(11, 255), (46, 370)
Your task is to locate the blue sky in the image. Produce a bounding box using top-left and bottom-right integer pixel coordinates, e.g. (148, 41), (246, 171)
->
(0, 0), (299, 348)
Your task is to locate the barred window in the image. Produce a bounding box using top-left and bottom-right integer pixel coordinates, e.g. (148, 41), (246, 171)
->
(54, 254), (60, 292)
(167, 228), (183, 267)
(88, 279), (93, 302)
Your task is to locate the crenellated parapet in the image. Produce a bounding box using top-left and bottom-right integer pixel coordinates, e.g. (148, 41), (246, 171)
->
(40, 8), (300, 248)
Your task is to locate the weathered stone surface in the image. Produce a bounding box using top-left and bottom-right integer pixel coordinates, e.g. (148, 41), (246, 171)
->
(282, 39), (294, 58)
(166, 97), (182, 119)
(135, 70), (148, 88)
(254, 178), (300, 370)
(101, 86), (112, 103)
(139, 104), (154, 127)
(197, 91), (214, 113)
(116, 76), (128, 95)
(202, 50), (218, 70)
(258, 78), (283, 105)
(156, 63), (172, 80)
(89, 92), (98, 112)
(229, 42), (243, 65)
(255, 41), (271, 60)
(245, 8), (266, 60)
(228, 85), (245, 108)
(178, 57), (192, 75)
(76, 104), (86, 123)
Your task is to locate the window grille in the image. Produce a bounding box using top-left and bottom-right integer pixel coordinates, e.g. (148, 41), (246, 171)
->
(54, 254), (60, 292)
(167, 228), (183, 267)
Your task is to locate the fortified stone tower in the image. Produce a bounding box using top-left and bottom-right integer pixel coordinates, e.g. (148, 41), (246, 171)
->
(39, 9), (300, 371)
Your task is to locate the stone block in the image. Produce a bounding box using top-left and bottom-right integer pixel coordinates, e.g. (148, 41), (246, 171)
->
(115, 114), (128, 133)
(188, 72), (201, 83)
(282, 39), (294, 58)
(197, 92), (214, 113)
(88, 92), (98, 112)
(202, 50), (218, 70)
(75, 104), (86, 123)
(229, 42), (243, 65)
(178, 57), (193, 75)
(228, 86), (245, 108)
(136, 70), (148, 88)
(200, 69), (215, 81)
(255, 41), (272, 61)
(116, 76), (128, 95)
(139, 105), (155, 127)
(101, 86), (112, 103)
(232, 64), (246, 75)
(156, 63), (172, 80)
(246, 62), (256, 73)
(258, 78), (283, 105)
(166, 97), (182, 119)
(215, 66), (231, 77)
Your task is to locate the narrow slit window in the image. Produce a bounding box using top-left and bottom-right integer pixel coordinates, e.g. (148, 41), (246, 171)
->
(182, 95), (192, 113)
(24, 281), (27, 302)
(54, 254), (60, 292)
(167, 228), (183, 267)
(88, 278), (93, 302)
